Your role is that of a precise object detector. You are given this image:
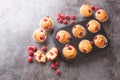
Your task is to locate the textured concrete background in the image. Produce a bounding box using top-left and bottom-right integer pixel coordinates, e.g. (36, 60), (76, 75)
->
(0, 0), (120, 80)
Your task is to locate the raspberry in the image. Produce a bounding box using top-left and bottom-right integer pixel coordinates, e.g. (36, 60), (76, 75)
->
(79, 32), (83, 36)
(57, 12), (61, 17)
(95, 6), (99, 11)
(40, 29), (43, 32)
(56, 17), (60, 21)
(41, 46), (47, 51)
(54, 61), (60, 67)
(43, 18), (47, 22)
(83, 49), (87, 53)
(27, 46), (33, 51)
(28, 56), (33, 63)
(88, 10), (91, 13)
(28, 50), (34, 56)
(63, 20), (67, 24)
(70, 20), (75, 24)
(90, 5), (95, 10)
(68, 36), (72, 40)
(90, 41), (93, 45)
(60, 14), (65, 19)
(65, 44), (69, 47)
(55, 35), (60, 40)
(50, 63), (56, 69)
(55, 69), (60, 75)
(40, 36), (45, 40)
(86, 23), (89, 27)
(94, 36), (97, 40)
(95, 27), (99, 31)
(71, 15), (76, 20)
(50, 52), (54, 56)
(55, 50), (59, 54)
(97, 11), (100, 14)
(48, 58), (51, 61)
(68, 47), (72, 50)
(65, 15), (70, 20)
(32, 46), (37, 52)
(58, 18), (63, 23)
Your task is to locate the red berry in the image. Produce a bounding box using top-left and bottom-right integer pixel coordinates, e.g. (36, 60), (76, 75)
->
(40, 29), (43, 32)
(57, 12), (61, 17)
(60, 14), (65, 19)
(90, 41), (93, 45)
(65, 15), (70, 20)
(94, 36), (97, 40)
(71, 15), (76, 20)
(68, 47), (72, 50)
(40, 36), (45, 40)
(90, 5), (95, 10)
(70, 20), (75, 24)
(50, 52), (54, 56)
(55, 61), (60, 67)
(58, 18), (63, 23)
(55, 69), (60, 75)
(41, 46), (47, 51)
(86, 23), (89, 27)
(97, 11), (101, 14)
(48, 58), (51, 61)
(68, 36), (72, 40)
(50, 63), (56, 69)
(38, 54), (42, 60)
(56, 17), (60, 21)
(55, 35), (60, 40)
(43, 18), (47, 22)
(27, 46), (33, 51)
(65, 44), (69, 47)
(28, 56), (33, 62)
(95, 6), (99, 11)
(88, 10), (91, 13)
(95, 27), (99, 31)
(63, 20), (67, 24)
(73, 26), (76, 28)
(79, 32), (83, 36)
(83, 49), (87, 53)
(28, 50), (34, 56)
(32, 46), (37, 51)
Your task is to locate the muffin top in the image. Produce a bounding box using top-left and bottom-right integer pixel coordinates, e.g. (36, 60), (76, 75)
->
(86, 20), (101, 33)
(33, 29), (47, 42)
(62, 44), (77, 59)
(80, 4), (93, 17)
(40, 16), (54, 30)
(72, 25), (86, 38)
(94, 34), (107, 48)
(56, 30), (71, 44)
(46, 47), (58, 61)
(34, 50), (46, 63)
(78, 39), (93, 54)
(95, 9), (108, 22)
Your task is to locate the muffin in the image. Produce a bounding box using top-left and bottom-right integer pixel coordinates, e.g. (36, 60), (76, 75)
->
(86, 20), (101, 33)
(46, 47), (58, 61)
(39, 16), (54, 30)
(62, 44), (77, 59)
(72, 25), (86, 38)
(95, 9), (108, 22)
(34, 50), (46, 63)
(94, 34), (107, 48)
(80, 4), (93, 17)
(78, 39), (93, 54)
(33, 29), (47, 42)
(55, 30), (71, 44)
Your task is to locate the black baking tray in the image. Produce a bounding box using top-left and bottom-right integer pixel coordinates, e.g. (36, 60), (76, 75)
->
(53, 19), (110, 62)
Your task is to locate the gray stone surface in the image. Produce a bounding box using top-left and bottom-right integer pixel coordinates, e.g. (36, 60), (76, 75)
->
(0, 0), (120, 80)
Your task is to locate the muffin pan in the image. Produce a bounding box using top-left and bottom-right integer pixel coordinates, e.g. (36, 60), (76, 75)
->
(53, 19), (110, 62)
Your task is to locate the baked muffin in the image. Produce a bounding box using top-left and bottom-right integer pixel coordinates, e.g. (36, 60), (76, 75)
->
(33, 29), (47, 42)
(72, 25), (86, 38)
(80, 4), (93, 17)
(34, 50), (46, 63)
(46, 47), (58, 61)
(55, 30), (71, 44)
(39, 16), (54, 30)
(86, 20), (101, 33)
(78, 39), (93, 54)
(62, 44), (77, 59)
(94, 34), (107, 48)
(95, 9), (108, 22)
